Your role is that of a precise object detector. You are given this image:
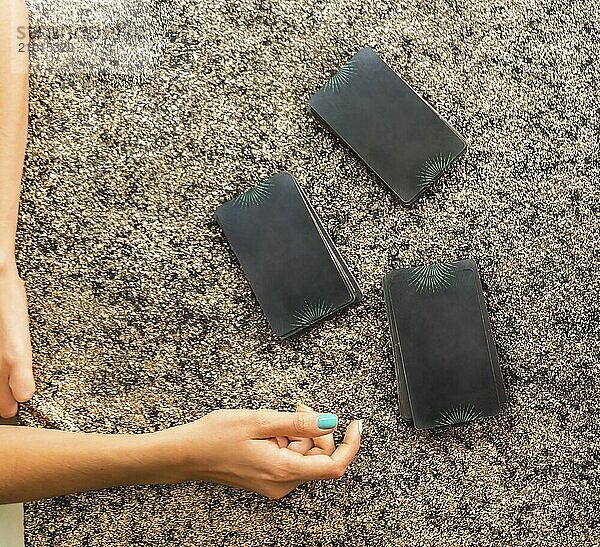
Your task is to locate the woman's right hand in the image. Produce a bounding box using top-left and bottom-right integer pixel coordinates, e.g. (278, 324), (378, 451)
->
(0, 262), (34, 418)
(163, 406), (362, 499)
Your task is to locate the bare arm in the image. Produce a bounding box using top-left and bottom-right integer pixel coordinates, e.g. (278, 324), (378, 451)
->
(0, 426), (178, 503)
(0, 0), (35, 417)
(0, 409), (361, 503)
(0, 0), (28, 263)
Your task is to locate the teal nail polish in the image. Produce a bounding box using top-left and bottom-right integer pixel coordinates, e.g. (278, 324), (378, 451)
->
(317, 413), (338, 429)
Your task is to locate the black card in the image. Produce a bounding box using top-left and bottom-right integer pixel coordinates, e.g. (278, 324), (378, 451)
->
(384, 260), (505, 429)
(309, 47), (467, 205)
(216, 172), (361, 338)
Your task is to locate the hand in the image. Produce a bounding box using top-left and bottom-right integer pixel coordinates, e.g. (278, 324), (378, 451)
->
(280, 402), (339, 456)
(0, 262), (34, 418)
(165, 407), (362, 499)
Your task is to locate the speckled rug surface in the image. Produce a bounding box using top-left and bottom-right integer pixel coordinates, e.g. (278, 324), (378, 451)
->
(18, 0), (599, 545)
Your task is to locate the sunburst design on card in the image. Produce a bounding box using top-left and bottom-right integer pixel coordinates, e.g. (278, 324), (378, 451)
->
(408, 262), (455, 293)
(232, 179), (275, 207)
(435, 404), (482, 427)
(416, 153), (455, 190)
(323, 58), (358, 92)
(290, 300), (335, 330)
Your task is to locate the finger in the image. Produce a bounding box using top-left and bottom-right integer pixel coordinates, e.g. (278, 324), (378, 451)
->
(287, 438), (314, 454)
(284, 404), (316, 454)
(297, 402), (335, 455)
(290, 420), (362, 481)
(0, 370), (18, 418)
(307, 446), (329, 456)
(250, 410), (338, 439)
(275, 436), (289, 449)
(2, 277), (35, 402)
(286, 403), (318, 441)
(329, 419), (362, 469)
(8, 357), (35, 402)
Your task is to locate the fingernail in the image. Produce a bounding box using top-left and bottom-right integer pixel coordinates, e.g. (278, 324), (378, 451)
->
(358, 419), (363, 435)
(317, 413), (338, 429)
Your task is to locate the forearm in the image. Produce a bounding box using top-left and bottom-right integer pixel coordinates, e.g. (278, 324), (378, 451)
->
(0, 427), (184, 503)
(0, 410), (362, 503)
(0, 0), (29, 267)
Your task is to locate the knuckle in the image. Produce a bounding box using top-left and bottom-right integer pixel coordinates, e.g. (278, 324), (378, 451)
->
(291, 413), (310, 435)
(254, 413), (271, 430)
(330, 464), (346, 479)
(270, 461), (292, 483)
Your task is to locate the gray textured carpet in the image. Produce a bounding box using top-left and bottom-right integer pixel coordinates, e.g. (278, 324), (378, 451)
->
(19, 0), (599, 545)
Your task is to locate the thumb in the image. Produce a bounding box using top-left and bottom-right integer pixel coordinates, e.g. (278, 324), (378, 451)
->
(251, 410), (338, 439)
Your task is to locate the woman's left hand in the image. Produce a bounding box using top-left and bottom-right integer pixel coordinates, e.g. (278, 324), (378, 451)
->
(163, 406), (363, 499)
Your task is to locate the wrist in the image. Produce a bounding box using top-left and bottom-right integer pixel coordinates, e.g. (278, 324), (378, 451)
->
(149, 418), (215, 485)
(141, 429), (195, 485)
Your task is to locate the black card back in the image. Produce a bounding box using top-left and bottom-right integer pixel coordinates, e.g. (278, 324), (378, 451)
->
(215, 173), (357, 338)
(385, 260), (504, 429)
(309, 47), (467, 205)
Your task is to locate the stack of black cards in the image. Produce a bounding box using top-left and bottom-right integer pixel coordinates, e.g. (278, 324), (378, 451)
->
(309, 47), (466, 205)
(384, 260), (506, 429)
(215, 47), (507, 428)
(215, 172), (361, 338)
